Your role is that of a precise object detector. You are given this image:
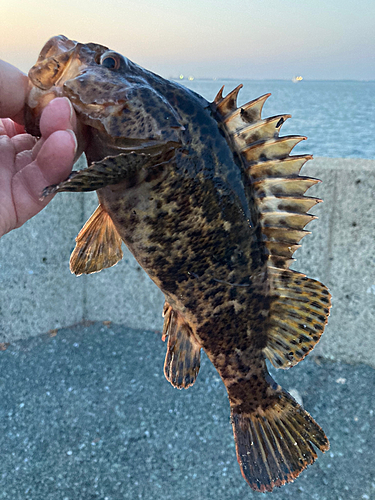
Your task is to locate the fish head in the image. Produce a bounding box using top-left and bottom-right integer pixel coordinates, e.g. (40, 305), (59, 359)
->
(25, 35), (184, 159)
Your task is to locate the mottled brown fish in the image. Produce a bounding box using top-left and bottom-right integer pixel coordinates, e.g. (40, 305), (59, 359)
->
(25, 35), (331, 492)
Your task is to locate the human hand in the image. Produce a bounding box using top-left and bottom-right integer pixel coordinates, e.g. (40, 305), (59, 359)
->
(0, 61), (77, 238)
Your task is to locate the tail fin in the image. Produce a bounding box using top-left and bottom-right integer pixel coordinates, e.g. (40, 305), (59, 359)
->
(230, 387), (329, 492)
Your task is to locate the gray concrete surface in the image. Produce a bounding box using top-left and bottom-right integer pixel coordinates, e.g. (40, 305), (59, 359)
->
(0, 322), (374, 500)
(0, 157), (374, 366)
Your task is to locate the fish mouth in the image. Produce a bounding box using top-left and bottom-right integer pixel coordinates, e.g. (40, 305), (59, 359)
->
(25, 36), (90, 136)
(26, 35), (124, 130)
(28, 36), (83, 91)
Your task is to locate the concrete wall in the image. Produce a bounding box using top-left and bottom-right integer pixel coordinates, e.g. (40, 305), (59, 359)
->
(0, 157), (374, 366)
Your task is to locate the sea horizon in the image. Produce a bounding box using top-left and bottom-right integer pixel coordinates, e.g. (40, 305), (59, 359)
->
(173, 79), (375, 160)
(170, 77), (375, 83)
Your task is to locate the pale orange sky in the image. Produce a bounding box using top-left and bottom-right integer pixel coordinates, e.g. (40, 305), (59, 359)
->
(1, 0), (374, 80)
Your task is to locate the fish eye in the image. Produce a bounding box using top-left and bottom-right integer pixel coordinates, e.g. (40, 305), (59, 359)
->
(100, 52), (121, 70)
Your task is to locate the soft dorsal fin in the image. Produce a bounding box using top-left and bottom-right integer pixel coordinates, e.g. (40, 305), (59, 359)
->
(162, 302), (201, 389)
(70, 205), (123, 276)
(264, 267), (331, 368)
(210, 87), (320, 272)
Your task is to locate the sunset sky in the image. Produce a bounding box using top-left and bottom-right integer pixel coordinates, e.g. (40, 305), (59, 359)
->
(1, 0), (374, 80)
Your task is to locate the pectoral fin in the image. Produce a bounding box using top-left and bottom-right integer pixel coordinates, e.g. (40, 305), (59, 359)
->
(41, 150), (171, 197)
(70, 204), (123, 276)
(162, 302), (201, 389)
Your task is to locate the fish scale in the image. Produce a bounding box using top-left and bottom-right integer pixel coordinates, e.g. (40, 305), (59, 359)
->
(25, 35), (331, 492)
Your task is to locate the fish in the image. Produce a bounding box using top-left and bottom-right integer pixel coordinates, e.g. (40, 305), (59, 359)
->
(25, 35), (331, 492)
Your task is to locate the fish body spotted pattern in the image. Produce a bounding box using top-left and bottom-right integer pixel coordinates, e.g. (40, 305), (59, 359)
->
(25, 35), (331, 492)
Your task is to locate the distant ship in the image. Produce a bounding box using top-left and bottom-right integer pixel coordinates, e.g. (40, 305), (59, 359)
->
(292, 76), (303, 83)
(177, 75), (195, 81)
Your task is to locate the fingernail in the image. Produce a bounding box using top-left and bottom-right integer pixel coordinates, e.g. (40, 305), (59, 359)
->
(66, 128), (78, 155)
(62, 97), (75, 123)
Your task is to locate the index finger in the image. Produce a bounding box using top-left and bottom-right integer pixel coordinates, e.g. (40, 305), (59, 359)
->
(0, 60), (29, 124)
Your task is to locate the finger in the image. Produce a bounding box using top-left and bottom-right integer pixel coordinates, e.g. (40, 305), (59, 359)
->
(0, 61), (29, 124)
(11, 129), (77, 227)
(11, 133), (37, 154)
(0, 118), (15, 136)
(0, 118), (25, 137)
(0, 119), (8, 136)
(36, 129), (77, 185)
(39, 97), (77, 138)
(31, 136), (44, 161)
(15, 150), (33, 172)
(0, 134), (16, 183)
(32, 97), (77, 160)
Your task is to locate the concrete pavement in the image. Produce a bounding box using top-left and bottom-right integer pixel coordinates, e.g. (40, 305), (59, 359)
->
(0, 322), (374, 500)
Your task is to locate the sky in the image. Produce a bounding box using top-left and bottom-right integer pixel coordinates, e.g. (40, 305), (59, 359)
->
(1, 0), (375, 80)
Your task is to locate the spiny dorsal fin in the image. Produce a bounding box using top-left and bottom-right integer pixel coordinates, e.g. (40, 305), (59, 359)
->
(70, 205), (123, 276)
(210, 87), (320, 271)
(162, 302), (201, 389)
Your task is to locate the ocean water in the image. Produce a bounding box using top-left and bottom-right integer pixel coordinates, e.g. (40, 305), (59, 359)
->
(177, 79), (375, 160)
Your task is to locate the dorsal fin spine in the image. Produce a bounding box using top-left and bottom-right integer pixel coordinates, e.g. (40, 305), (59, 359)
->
(257, 196), (321, 214)
(223, 93), (271, 133)
(242, 136), (307, 164)
(232, 114), (292, 150)
(234, 114), (291, 136)
(248, 155), (312, 180)
(215, 84), (243, 116)
(213, 85), (225, 104)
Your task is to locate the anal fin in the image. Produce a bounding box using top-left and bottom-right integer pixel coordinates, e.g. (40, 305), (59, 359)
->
(162, 302), (201, 389)
(264, 267), (332, 368)
(70, 205), (123, 276)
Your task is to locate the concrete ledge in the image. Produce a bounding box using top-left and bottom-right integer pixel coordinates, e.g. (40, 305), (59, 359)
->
(1, 157), (374, 366)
